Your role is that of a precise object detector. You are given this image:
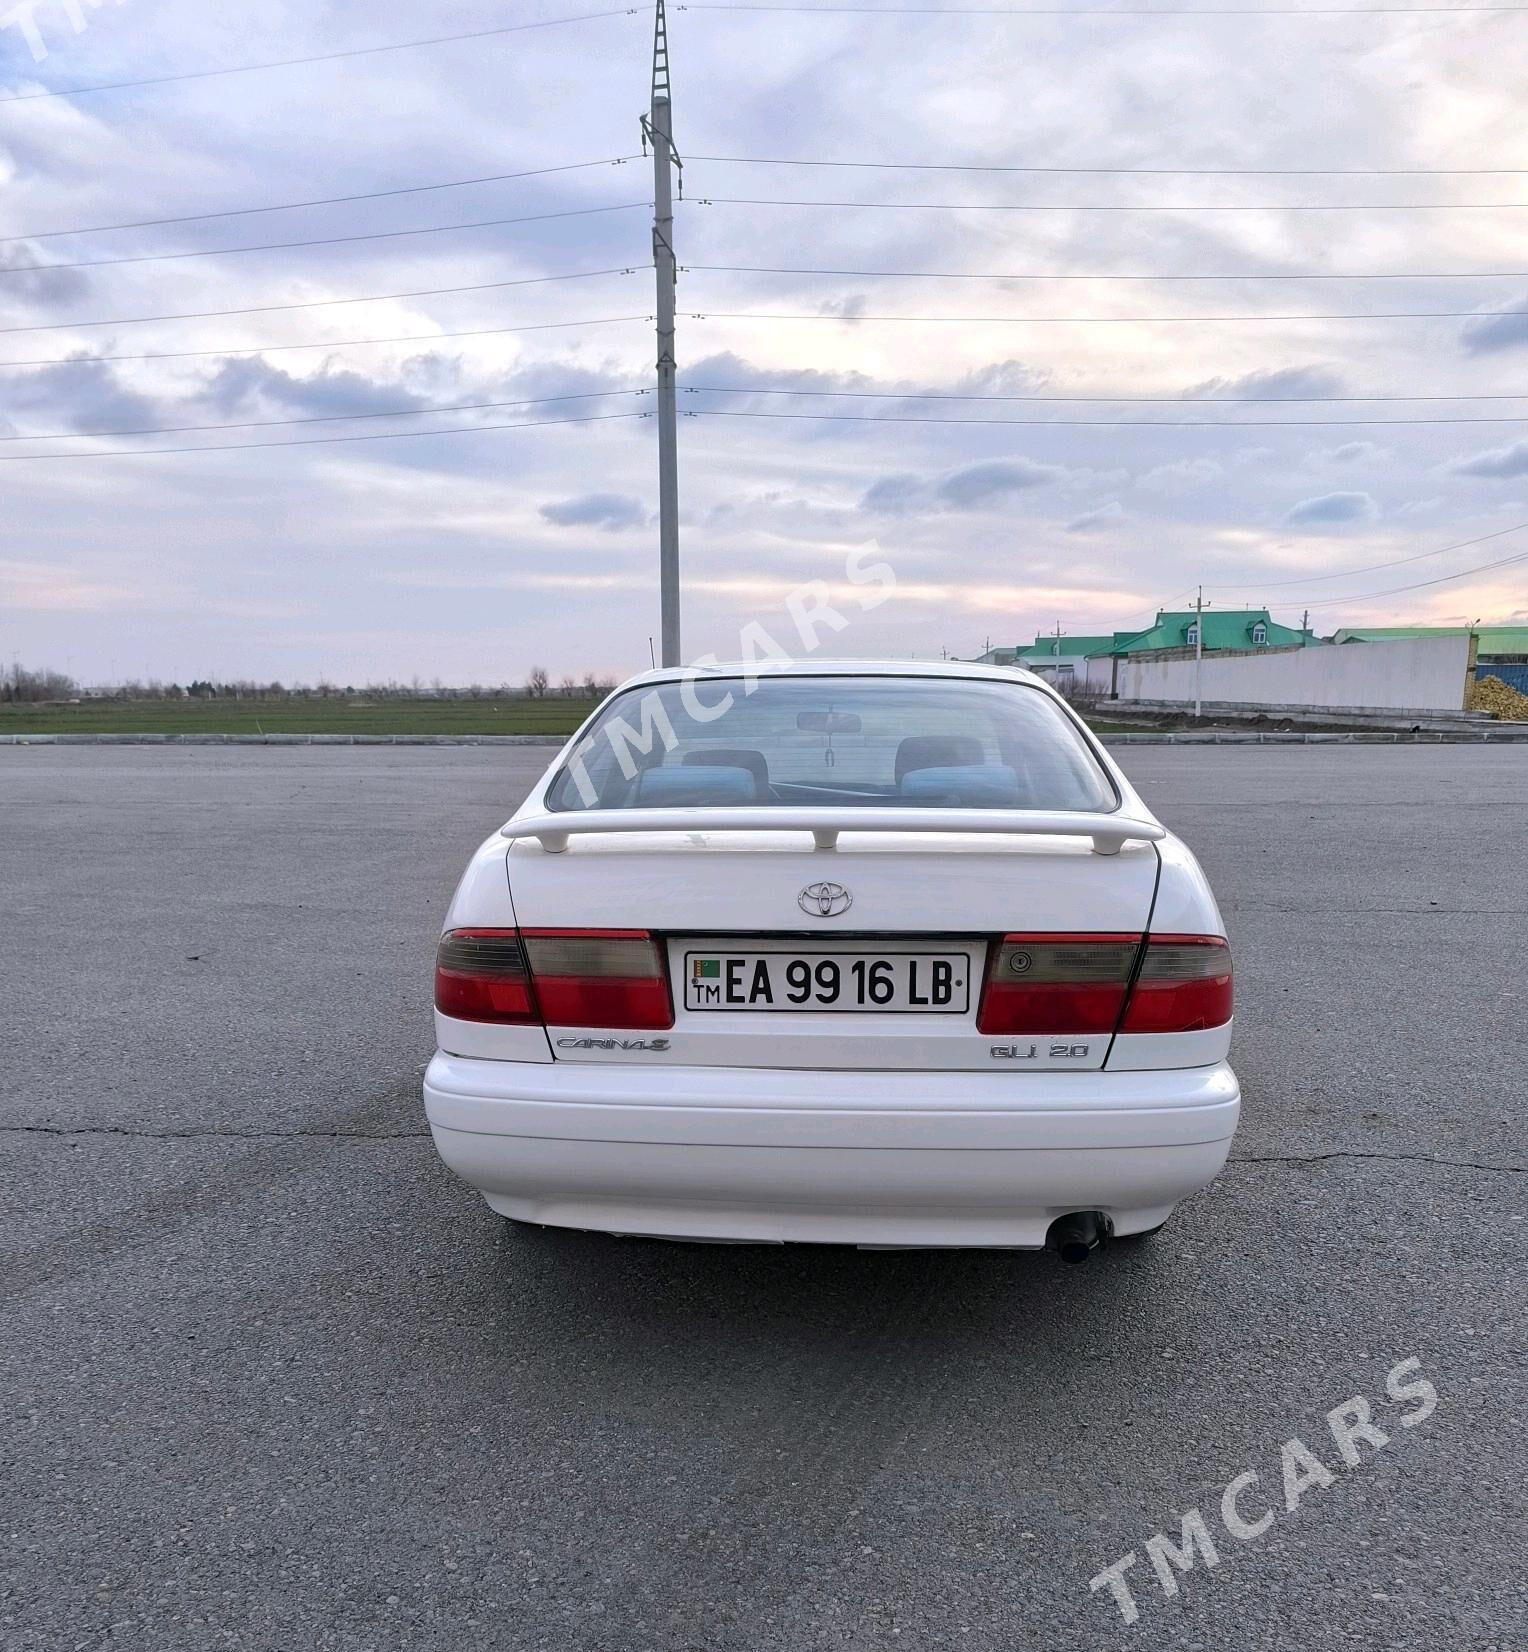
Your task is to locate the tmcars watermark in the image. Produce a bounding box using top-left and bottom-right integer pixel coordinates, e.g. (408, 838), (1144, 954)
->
(1089, 1356), (1439, 1626)
(560, 543), (897, 804)
(4, 0), (123, 61)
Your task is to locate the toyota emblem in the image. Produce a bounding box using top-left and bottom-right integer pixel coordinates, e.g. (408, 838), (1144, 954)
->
(798, 881), (853, 918)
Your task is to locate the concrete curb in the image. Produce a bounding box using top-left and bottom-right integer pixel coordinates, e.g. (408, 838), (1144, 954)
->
(1102, 728), (1528, 745)
(1106, 697), (1501, 735)
(0, 732), (570, 747)
(2, 729), (1526, 748)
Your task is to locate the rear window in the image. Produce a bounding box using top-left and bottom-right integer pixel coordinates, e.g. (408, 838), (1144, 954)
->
(546, 675), (1117, 813)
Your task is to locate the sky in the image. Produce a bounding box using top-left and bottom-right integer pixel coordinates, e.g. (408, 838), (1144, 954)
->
(2, 0), (1527, 686)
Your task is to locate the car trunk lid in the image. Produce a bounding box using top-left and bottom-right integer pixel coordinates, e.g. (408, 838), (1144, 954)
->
(504, 826), (1161, 1071)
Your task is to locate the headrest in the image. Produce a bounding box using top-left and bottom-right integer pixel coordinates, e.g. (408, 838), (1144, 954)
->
(894, 734), (985, 783)
(633, 765), (759, 806)
(898, 764), (1023, 806)
(683, 747), (770, 799)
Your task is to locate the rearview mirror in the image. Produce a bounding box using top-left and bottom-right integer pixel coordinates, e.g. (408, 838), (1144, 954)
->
(796, 710), (862, 734)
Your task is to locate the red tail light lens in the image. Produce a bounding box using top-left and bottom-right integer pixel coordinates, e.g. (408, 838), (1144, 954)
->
(977, 934), (1141, 1034)
(435, 929), (536, 1024)
(1120, 935), (1232, 1033)
(521, 929), (673, 1030)
(435, 928), (673, 1030)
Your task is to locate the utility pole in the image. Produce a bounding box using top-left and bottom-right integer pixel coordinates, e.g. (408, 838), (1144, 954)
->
(1194, 585), (1204, 719)
(646, 0), (681, 667)
(1053, 620), (1064, 657)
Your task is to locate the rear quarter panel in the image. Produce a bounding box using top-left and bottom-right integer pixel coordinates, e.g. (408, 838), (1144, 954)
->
(434, 834), (552, 1062)
(1108, 831), (1234, 1071)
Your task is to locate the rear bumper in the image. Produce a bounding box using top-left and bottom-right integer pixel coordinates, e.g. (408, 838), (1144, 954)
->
(423, 1054), (1240, 1248)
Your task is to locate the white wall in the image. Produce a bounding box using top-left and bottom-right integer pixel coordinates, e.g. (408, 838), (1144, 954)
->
(1111, 636), (1472, 712)
(1083, 655), (1116, 696)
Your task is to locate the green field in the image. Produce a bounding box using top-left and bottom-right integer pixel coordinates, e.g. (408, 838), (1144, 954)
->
(0, 697), (595, 737)
(2, 697), (1144, 739)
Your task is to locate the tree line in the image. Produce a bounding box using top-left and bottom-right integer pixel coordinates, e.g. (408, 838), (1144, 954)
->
(2, 663), (619, 704)
(522, 668), (619, 700)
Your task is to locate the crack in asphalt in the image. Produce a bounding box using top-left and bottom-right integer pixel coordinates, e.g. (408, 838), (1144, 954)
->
(2, 1127), (1522, 1177)
(1224, 904), (1528, 916)
(1227, 1149), (1525, 1175)
(0, 1122), (429, 1141)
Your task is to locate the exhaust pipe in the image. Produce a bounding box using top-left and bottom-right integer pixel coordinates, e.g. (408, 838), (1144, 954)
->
(1046, 1211), (1107, 1264)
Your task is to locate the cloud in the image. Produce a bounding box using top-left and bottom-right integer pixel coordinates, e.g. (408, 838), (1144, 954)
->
(682, 352), (1055, 411)
(195, 356), (637, 428)
(860, 458), (1066, 515)
(1137, 458), (1224, 496)
(9, 0), (1520, 684)
(952, 359), (1051, 396)
(686, 351), (914, 401)
(0, 242), (90, 305)
(202, 358), (430, 419)
(936, 459), (1063, 508)
(1450, 441), (1528, 480)
(860, 474), (924, 515)
(858, 455), (1063, 512)
(0, 556), (150, 614)
(1187, 365), (1349, 402)
(539, 492), (648, 531)
(1066, 502), (1127, 534)
(1283, 491), (1378, 527)
(1321, 441), (1385, 465)
(10, 359), (157, 431)
(499, 361), (634, 402)
(1460, 300), (1528, 356)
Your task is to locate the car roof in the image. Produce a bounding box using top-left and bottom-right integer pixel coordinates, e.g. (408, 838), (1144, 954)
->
(616, 658), (1049, 690)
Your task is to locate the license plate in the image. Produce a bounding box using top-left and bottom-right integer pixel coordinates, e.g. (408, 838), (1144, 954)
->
(683, 950), (971, 1014)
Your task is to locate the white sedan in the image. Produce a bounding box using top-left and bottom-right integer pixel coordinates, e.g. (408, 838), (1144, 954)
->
(423, 660), (1238, 1260)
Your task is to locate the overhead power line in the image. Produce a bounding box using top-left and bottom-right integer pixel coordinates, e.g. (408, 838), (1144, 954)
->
(689, 305), (1527, 323)
(687, 2), (1528, 14)
(0, 411), (646, 461)
(685, 406), (1528, 426)
(690, 259), (1528, 281)
(1266, 544), (1528, 607)
(0, 390), (645, 443)
(0, 315), (647, 370)
(680, 380), (1528, 404)
(1203, 521), (1528, 586)
(0, 268), (646, 336)
(1, 203), (650, 276)
(0, 8), (643, 104)
(12, 153), (1510, 248)
(698, 193), (1528, 212)
(3, 159), (643, 245)
(689, 152), (1528, 178)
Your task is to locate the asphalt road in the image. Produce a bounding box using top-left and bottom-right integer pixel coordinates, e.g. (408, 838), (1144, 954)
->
(2, 746), (1523, 1652)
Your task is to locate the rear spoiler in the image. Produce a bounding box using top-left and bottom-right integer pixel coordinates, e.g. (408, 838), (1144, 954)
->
(501, 808), (1166, 857)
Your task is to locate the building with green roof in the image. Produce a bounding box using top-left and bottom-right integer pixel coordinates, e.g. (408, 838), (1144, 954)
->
(1108, 609), (1316, 656)
(1017, 633), (1116, 667)
(1334, 625), (1528, 655)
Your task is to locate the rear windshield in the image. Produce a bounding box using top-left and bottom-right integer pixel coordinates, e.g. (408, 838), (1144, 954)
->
(546, 675), (1117, 813)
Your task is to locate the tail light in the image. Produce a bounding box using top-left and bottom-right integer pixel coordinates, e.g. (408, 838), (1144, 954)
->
(521, 930), (672, 1029)
(434, 927), (672, 1030)
(977, 932), (1232, 1035)
(1119, 935), (1232, 1033)
(977, 934), (1139, 1034)
(435, 929), (536, 1024)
